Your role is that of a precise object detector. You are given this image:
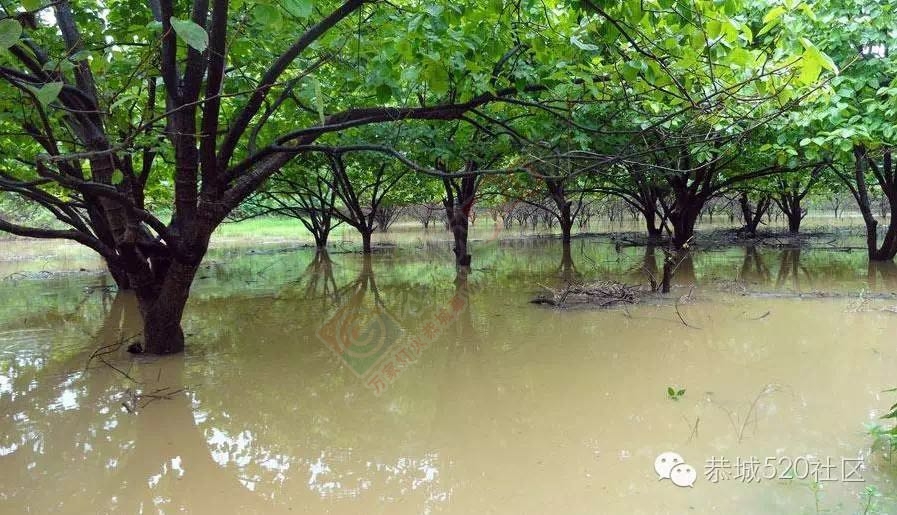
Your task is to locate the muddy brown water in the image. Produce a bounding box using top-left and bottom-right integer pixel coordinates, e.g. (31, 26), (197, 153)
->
(1, 226), (897, 514)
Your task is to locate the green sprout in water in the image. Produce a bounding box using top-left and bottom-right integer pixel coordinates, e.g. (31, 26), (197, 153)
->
(866, 387), (897, 465)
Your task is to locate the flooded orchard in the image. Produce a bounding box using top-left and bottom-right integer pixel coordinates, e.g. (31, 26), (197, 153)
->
(2, 224), (897, 514)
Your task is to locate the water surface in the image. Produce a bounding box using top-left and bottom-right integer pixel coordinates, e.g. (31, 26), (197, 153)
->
(1, 228), (896, 514)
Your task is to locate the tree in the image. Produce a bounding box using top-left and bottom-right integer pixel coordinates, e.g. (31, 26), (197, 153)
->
(327, 152), (406, 254)
(0, 0), (570, 353)
(770, 167), (823, 234)
(737, 189), (772, 237)
(790, 0), (897, 260)
(242, 157), (342, 249)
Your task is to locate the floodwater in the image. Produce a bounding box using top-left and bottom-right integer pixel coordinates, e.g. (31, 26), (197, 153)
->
(2, 223), (897, 514)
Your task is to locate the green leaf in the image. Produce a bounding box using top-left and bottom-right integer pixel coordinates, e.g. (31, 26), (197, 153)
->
(375, 83), (392, 103)
(169, 17), (208, 52)
(762, 6), (786, 24)
(667, 387), (675, 396)
(424, 64), (449, 95)
(677, 389), (686, 396)
(0, 19), (22, 51)
(253, 5), (283, 30)
(800, 51), (822, 84)
(283, 0), (313, 18)
(22, 0), (41, 11)
(111, 170), (124, 185)
(798, 3), (816, 21)
(26, 82), (63, 106)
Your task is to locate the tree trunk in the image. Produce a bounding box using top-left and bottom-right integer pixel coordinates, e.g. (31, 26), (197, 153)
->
(644, 209), (663, 240)
(853, 146), (885, 259)
(135, 261), (198, 354)
(313, 230), (329, 249)
(740, 193), (770, 237)
(449, 210), (471, 267)
(107, 261), (132, 290)
(360, 229), (372, 254)
(669, 207), (699, 248)
(786, 211), (801, 234)
(442, 171), (478, 268)
(560, 214), (573, 244)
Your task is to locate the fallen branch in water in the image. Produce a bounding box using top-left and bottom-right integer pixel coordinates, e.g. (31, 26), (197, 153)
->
(531, 281), (640, 308)
(85, 334), (144, 383)
(121, 386), (185, 413)
(85, 334), (140, 371)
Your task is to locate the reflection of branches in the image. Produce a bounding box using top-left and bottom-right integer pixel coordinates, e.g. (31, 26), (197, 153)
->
(282, 250), (341, 306)
(715, 384), (782, 443)
(674, 285), (700, 329)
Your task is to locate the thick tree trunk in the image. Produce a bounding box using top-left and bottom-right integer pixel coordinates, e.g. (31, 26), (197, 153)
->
(360, 229), (373, 254)
(134, 261), (198, 354)
(644, 209), (663, 240)
(107, 261), (132, 290)
(442, 171), (478, 268)
(560, 216), (573, 244)
(313, 230), (329, 249)
(786, 212), (801, 234)
(449, 209), (471, 267)
(669, 207), (699, 248)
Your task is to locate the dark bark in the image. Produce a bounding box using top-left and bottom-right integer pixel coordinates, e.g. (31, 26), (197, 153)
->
(442, 163), (479, 268)
(668, 202), (701, 248)
(770, 170), (822, 236)
(133, 260), (200, 354)
(544, 177), (577, 244)
(645, 209), (663, 239)
(739, 192), (771, 237)
(844, 146), (897, 261)
(360, 229), (373, 254)
(447, 206), (471, 266)
(106, 260), (131, 290)
(661, 248), (695, 293)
